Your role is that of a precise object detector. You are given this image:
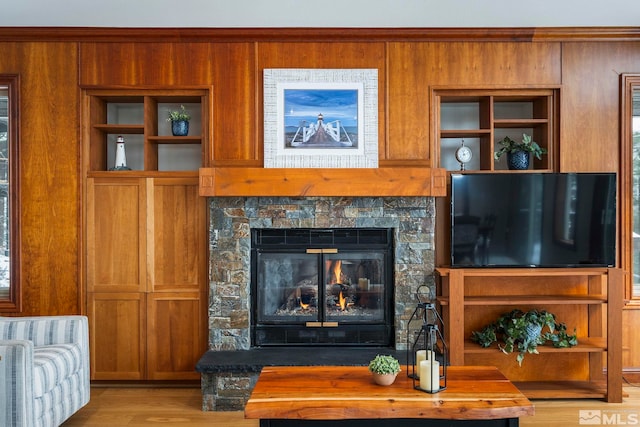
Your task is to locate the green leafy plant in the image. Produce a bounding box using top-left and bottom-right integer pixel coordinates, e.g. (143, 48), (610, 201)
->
(494, 133), (547, 160)
(167, 105), (191, 122)
(471, 309), (578, 366)
(368, 354), (401, 375)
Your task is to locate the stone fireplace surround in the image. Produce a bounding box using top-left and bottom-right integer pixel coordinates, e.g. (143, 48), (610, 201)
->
(200, 196), (436, 410)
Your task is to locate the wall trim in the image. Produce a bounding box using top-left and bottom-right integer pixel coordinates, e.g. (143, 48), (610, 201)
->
(0, 26), (639, 43)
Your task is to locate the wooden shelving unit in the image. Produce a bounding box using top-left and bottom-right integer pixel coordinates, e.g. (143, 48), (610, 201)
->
(83, 87), (210, 173)
(436, 267), (623, 402)
(433, 88), (559, 172)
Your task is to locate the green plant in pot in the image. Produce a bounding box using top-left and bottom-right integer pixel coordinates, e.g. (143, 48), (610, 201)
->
(471, 309), (578, 366)
(167, 105), (191, 136)
(494, 133), (547, 170)
(368, 354), (401, 386)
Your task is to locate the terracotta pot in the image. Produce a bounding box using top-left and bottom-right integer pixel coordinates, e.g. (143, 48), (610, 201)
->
(371, 372), (398, 386)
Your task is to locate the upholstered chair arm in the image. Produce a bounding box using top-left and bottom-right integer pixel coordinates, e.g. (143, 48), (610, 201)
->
(0, 339), (36, 427)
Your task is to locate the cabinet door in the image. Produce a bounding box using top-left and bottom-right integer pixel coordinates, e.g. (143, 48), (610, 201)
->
(148, 177), (206, 293)
(147, 292), (205, 380)
(146, 177), (207, 379)
(88, 292), (146, 380)
(87, 177), (147, 293)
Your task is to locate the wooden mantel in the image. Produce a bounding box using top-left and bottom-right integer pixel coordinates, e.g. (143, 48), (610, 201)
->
(199, 167), (447, 197)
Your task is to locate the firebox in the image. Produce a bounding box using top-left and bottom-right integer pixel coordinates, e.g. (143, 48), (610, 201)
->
(251, 228), (394, 346)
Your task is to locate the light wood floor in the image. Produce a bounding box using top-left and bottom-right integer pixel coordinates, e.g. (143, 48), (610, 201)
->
(62, 384), (640, 427)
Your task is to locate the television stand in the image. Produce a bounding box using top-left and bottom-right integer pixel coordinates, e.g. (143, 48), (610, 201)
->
(436, 267), (623, 402)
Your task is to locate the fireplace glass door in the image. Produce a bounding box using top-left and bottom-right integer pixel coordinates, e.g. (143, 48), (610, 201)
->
(251, 228), (393, 346)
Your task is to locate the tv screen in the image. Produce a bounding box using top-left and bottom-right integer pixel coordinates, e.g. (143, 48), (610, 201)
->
(450, 173), (616, 268)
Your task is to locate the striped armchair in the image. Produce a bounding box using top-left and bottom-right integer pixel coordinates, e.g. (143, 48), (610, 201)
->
(0, 315), (90, 427)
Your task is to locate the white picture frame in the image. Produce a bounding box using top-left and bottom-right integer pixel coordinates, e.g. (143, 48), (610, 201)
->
(264, 68), (378, 168)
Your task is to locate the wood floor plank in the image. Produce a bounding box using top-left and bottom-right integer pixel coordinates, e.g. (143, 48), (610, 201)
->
(62, 384), (640, 427)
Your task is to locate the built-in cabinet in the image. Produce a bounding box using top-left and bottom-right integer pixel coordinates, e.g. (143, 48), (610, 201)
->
(87, 175), (207, 380)
(434, 88), (559, 172)
(436, 267), (623, 402)
(84, 88), (209, 380)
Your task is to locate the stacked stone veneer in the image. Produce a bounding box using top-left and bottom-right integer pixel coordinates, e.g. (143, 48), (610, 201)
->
(203, 196), (436, 410)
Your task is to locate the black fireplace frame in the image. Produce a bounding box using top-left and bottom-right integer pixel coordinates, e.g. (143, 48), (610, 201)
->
(250, 228), (395, 347)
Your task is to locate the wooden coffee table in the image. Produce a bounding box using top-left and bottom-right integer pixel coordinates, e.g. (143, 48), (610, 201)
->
(245, 365), (534, 427)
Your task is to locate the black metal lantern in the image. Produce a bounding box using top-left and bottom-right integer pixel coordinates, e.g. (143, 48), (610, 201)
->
(406, 285), (447, 393)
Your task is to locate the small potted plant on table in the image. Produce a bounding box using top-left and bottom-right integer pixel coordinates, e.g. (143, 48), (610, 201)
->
(368, 354), (401, 386)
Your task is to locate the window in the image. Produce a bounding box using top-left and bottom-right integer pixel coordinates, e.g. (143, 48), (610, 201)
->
(621, 75), (640, 301)
(0, 75), (19, 311)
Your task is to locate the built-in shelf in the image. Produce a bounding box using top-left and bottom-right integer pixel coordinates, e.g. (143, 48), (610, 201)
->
(434, 88), (559, 172)
(83, 87), (210, 172)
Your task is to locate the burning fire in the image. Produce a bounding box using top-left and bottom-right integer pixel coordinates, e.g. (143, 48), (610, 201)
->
(338, 291), (347, 310)
(328, 260), (342, 284)
(299, 300), (310, 310)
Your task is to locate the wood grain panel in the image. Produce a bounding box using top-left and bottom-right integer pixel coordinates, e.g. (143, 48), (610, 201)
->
(560, 42), (640, 172)
(80, 42), (214, 86)
(87, 178), (146, 293)
(149, 177), (206, 292)
(199, 167), (447, 197)
(0, 42), (81, 315)
(147, 293), (205, 380)
(209, 43), (257, 163)
(88, 292), (146, 380)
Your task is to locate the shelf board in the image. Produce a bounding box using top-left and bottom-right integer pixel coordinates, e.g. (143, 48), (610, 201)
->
(493, 118), (549, 128)
(93, 124), (144, 134)
(436, 267), (611, 277)
(438, 295), (608, 306)
(87, 170), (199, 178)
(148, 136), (202, 144)
(464, 337), (606, 354)
(440, 129), (491, 139)
(514, 381), (607, 400)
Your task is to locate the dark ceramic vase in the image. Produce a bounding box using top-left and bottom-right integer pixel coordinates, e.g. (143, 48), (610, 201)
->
(507, 150), (530, 170)
(171, 120), (189, 136)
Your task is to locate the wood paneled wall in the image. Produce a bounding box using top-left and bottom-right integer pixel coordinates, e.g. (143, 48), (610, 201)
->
(0, 42), (80, 315)
(0, 28), (639, 370)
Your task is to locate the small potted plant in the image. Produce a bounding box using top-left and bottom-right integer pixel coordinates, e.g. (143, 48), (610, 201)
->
(167, 105), (191, 136)
(368, 354), (401, 386)
(494, 133), (547, 170)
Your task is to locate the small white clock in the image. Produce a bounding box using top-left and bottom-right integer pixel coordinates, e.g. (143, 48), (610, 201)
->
(455, 142), (473, 170)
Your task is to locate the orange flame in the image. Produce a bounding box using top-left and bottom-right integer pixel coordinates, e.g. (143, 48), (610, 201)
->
(338, 291), (347, 311)
(300, 300), (309, 310)
(328, 260), (342, 285)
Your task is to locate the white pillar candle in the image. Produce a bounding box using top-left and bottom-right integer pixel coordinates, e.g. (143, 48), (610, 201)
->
(419, 359), (440, 392)
(415, 350), (436, 378)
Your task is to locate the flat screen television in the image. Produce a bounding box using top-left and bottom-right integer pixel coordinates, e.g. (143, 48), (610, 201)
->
(450, 173), (616, 268)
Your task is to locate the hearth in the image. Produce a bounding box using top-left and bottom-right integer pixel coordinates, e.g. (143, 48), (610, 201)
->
(251, 228), (394, 346)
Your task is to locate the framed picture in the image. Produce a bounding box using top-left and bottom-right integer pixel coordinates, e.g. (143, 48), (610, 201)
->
(264, 68), (378, 168)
